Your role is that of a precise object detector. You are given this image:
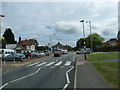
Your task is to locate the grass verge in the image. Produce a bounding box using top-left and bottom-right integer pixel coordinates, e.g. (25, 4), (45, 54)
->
(87, 52), (118, 61)
(87, 53), (119, 89)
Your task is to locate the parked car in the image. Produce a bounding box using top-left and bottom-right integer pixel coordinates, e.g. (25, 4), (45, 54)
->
(2, 54), (23, 61)
(62, 50), (68, 54)
(39, 51), (46, 56)
(54, 51), (61, 57)
(30, 52), (40, 58)
(44, 51), (50, 56)
(16, 53), (26, 59)
(76, 50), (82, 54)
(76, 48), (91, 54)
(0, 49), (15, 57)
(24, 51), (33, 59)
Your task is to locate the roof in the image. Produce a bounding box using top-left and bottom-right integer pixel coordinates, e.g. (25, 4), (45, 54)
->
(102, 39), (118, 47)
(19, 40), (35, 46)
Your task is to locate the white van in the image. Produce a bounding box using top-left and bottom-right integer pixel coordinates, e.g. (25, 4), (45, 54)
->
(0, 49), (16, 57)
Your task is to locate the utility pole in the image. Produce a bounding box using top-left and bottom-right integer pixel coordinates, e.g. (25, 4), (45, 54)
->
(80, 20), (86, 60)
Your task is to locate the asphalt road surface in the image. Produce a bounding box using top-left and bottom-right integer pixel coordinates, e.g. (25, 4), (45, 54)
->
(1, 52), (76, 89)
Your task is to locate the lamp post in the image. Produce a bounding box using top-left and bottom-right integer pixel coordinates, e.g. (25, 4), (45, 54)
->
(50, 34), (55, 56)
(80, 20), (86, 60)
(0, 15), (5, 87)
(86, 21), (93, 53)
(0, 15), (5, 36)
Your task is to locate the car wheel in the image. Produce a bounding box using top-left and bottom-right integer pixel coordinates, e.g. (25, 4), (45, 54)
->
(2, 58), (5, 61)
(15, 58), (19, 61)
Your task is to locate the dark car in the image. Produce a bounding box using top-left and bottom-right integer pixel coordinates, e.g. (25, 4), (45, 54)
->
(2, 54), (23, 61)
(54, 51), (61, 57)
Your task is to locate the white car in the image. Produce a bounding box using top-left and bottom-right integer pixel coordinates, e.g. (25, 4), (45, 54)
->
(39, 51), (46, 56)
(62, 50), (68, 54)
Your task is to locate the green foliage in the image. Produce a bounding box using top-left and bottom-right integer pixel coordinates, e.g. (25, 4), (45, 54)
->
(76, 33), (104, 51)
(2, 28), (17, 44)
(36, 46), (48, 51)
(86, 33), (105, 51)
(2, 39), (7, 48)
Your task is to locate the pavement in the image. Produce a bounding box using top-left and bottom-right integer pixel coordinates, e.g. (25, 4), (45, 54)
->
(75, 54), (113, 89)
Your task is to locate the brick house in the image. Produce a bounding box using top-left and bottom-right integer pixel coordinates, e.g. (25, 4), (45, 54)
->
(52, 42), (68, 51)
(102, 38), (118, 47)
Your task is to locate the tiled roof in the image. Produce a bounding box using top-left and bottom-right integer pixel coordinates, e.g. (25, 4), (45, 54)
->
(19, 40), (34, 46)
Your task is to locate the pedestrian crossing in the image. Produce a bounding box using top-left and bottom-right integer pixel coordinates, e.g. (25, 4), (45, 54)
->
(27, 61), (74, 68)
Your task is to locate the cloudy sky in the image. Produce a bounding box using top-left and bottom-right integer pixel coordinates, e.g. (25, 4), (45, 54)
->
(1, 1), (118, 47)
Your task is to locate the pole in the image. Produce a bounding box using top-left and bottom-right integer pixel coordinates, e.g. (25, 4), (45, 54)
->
(50, 35), (52, 56)
(80, 20), (86, 60)
(0, 15), (5, 71)
(89, 21), (93, 53)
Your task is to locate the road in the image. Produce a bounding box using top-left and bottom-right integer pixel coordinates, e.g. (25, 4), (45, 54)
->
(1, 52), (76, 89)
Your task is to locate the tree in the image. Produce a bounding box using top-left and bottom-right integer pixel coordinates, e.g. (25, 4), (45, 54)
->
(86, 33), (105, 51)
(2, 28), (17, 44)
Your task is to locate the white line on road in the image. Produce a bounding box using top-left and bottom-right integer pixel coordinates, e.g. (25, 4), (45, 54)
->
(0, 67), (41, 89)
(36, 62), (47, 67)
(54, 61), (63, 66)
(0, 83), (8, 90)
(27, 62), (40, 67)
(62, 66), (74, 90)
(62, 84), (69, 90)
(45, 62), (55, 67)
(64, 61), (71, 66)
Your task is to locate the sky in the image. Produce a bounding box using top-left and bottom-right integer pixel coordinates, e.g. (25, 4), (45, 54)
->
(1, 1), (118, 47)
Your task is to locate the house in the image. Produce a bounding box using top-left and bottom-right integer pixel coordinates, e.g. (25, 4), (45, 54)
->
(102, 38), (118, 47)
(52, 42), (68, 51)
(17, 39), (38, 53)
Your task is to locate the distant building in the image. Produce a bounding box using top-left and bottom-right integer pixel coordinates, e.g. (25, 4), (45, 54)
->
(16, 39), (38, 53)
(52, 42), (68, 51)
(102, 38), (118, 47)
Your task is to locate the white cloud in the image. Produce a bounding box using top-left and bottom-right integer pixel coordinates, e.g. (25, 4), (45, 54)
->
(55, 21), (82, 34)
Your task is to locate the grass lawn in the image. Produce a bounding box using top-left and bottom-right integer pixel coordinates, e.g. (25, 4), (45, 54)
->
(87, 53), (119, 89)
(87, 52), (118, 61)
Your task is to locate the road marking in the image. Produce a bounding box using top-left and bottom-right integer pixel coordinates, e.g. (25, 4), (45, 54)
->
(62, 66), (74, 90)
(54, 61), (63, 66)
(35, 67), (41, 73)
(62, 84), (69, 90)
(45, 62), (55, 67)
(27, 62), (39, 67)
(64, 61), (71, 66)
(0, 83), (8, 90)
(36, 62), (47, 67)
(0, 67), (41, 89)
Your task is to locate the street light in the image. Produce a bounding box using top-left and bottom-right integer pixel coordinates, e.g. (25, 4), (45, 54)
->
(50, 34), (55, 56)
(0, 15), (5, 87)
(80, 20), (86, 60)
(86, 21), (93, 53)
